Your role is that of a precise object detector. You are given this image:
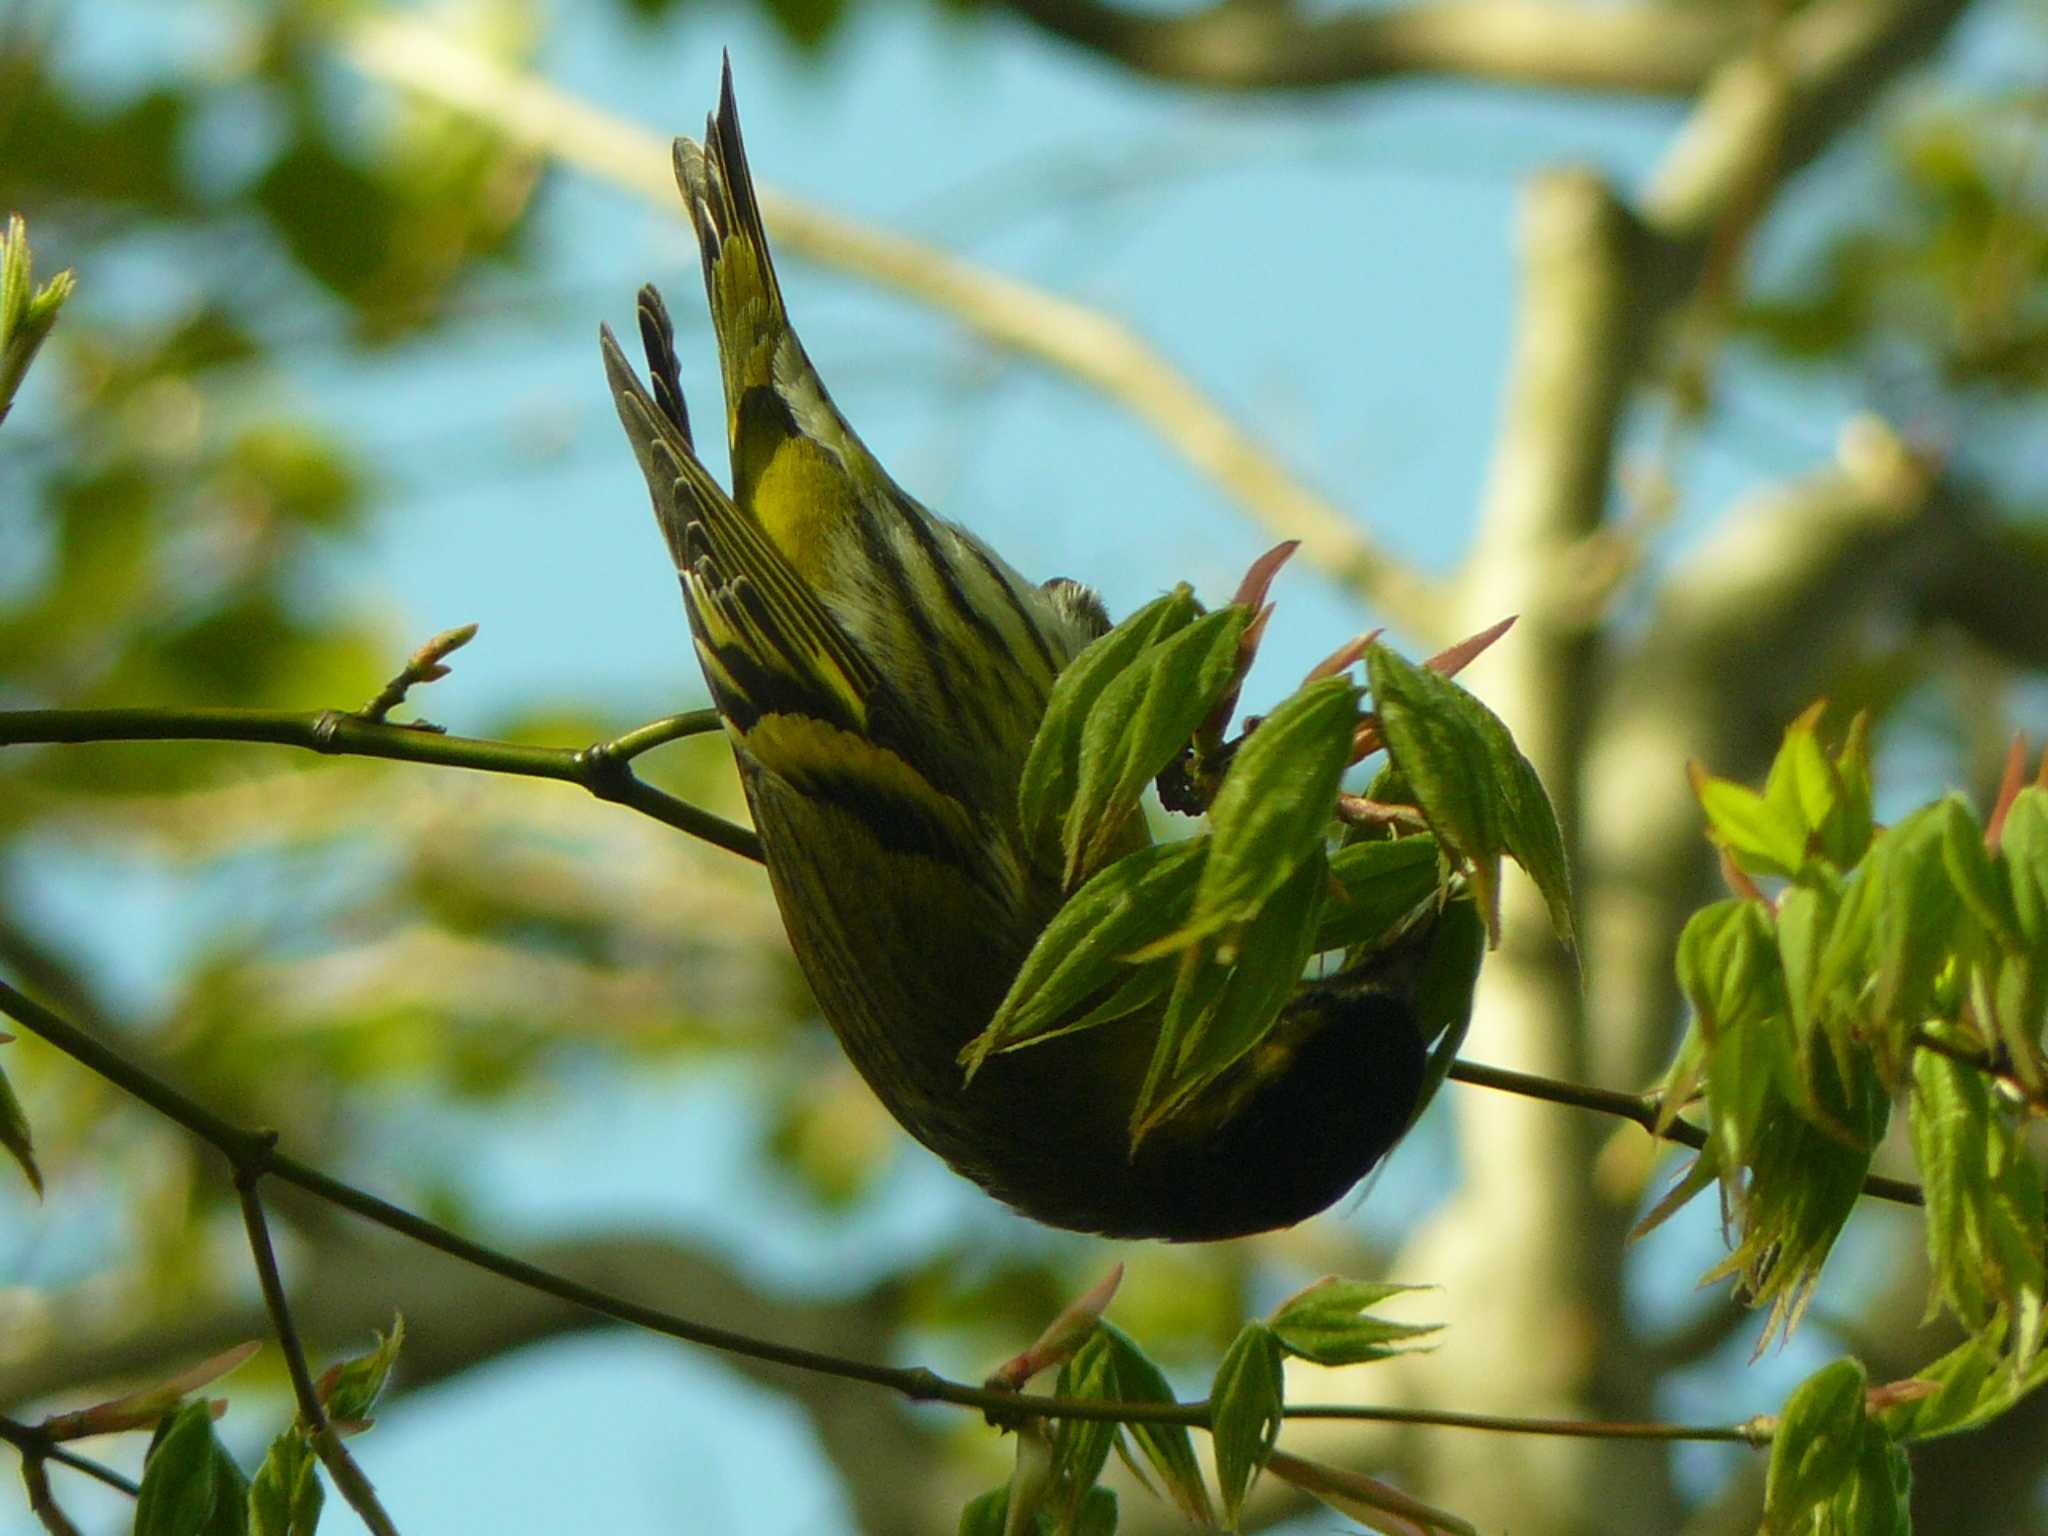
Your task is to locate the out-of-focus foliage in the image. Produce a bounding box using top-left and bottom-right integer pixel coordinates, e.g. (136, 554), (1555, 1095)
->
(0, 0), (809, 1445)
(1741, 100), (2048, 398)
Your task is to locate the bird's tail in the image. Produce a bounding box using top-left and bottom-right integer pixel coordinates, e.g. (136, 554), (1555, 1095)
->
(671, 55), (892, 583)
(675, 57), (786, 395)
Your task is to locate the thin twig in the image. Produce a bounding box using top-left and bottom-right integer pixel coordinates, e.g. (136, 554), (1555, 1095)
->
(0, 706), (762, 863)
(1284, 1402), (1766, 1446)
(237, 1166), (401, 1536)
(15, 1455), (80, 1536)
(0, 977), (1771, 1447)
(1446, 1058), (1925, 1207)
(0, 1417), (139, 1497)
(355, 623), (478, 725)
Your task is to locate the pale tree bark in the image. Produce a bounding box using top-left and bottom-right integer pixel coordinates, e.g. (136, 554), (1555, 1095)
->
(1317, 3), (1985, 1533)
(996, 0), (1756, 95)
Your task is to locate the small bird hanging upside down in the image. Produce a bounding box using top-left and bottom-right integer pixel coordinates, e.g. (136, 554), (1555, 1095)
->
(601, 60), (1465, 1241)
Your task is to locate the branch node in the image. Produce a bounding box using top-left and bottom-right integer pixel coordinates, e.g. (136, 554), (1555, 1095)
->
(901, 1367), (949, 1404)
(231, 1127), (283, 1187)
(574, 743), (635, 804)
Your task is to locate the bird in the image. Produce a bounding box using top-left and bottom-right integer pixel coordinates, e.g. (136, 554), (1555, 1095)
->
(601, 60), (1452, 1239)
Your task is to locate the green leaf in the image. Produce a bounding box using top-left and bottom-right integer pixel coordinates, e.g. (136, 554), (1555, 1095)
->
(1631, 1146), (1721, 1241)
(1096, 1324), (1213, 1526)
(0, 1053), (41, 1196)
(1675, 899), (1777, 1035)
(248, 1428), (323, 1536)
(1884, 1324), (2048, 1442)
(1062, 605), (1246, 884)
(1940, 797), (2013, 946)
(1172, 676), (1359, 948)
(1763, 1358), (1868, 1535)
(1365, 644), (1570, 944)
(1874, 803), (1963, 1025)
(1839, 1423), (1913, 1536)
(1049, 1338), (1119, 1531)
(1706, 1052), (1888, 1348)
(1696, 774), (1808, 880)
(1775, 881), (1855, 1095)
(0, 213), (75, 426)
(1910, 1050), (2046, 1360)
(1019, 587), (1199, 862)
(1132, 849), (1326, 1143)
(1461, 683), (1574, 945)
(1005, 1424), (1054, 1536)
(1775, 884), (1826, 1043)
(1365, 646), (1501, 926)
(1676, 902), (1792, 1167)
(1314, 836), (1442, 954)
(136, 1402), (250, 1536)
(1913, 1048), (1994, 1332)
(2001, 789), (2048, 949)
(962, 839), (1206, 1075)
(1209, 1324), (1283, 1530)
(1267, 1278), (1441, 1367)
(1826, 715), (1876, 869)
(1763, 714), (1839, 864)
(317, 1315), (404, 1427)
(959, 1487), (1030, 1536)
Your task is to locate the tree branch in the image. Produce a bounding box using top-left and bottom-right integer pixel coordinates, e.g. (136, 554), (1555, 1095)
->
(997, 0), (1755, 97)
(0, 1419), (137, 1498)
(1446, 1058), (1923, 1207)
(237, 1167), (400, 1536)
(0, 706), (763, 863)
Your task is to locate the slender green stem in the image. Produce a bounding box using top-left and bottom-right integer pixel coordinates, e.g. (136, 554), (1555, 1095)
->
(0, 1420), (138, 1497)
(0, 706), (762, 862)
(1446, 1058), (1924, 1207)
(1284, 1403), (1767, 1446)
(237, 1168), (401, 1536)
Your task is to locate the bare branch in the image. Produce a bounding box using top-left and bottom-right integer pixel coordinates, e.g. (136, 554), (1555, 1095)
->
(999, 0), (1755, 97)
(0, 705), (761, 862)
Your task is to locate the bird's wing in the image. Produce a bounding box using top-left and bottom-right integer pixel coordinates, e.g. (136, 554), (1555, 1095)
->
(602, 289), (991, 871)
(601, 286), (878, 742)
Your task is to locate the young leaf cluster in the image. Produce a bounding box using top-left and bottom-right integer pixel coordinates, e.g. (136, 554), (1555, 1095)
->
(970, 1283), (1441, 1536)
(114, 1319), (403, 1536)
(1643, 715), (2048, 1535)
(970, 582), (1573, 1157)
(1648, 711), (2048, 1360)
(0, 214), (75, 427)
(1763, 1359), (1911, 1536)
